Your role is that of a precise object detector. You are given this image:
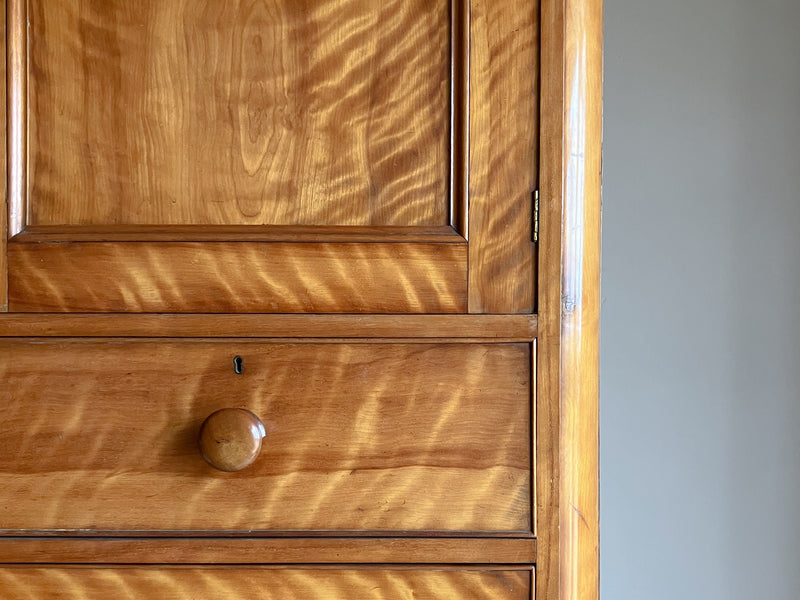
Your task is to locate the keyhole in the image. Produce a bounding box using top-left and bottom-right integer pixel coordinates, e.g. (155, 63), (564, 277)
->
(233, 356), (243, 375)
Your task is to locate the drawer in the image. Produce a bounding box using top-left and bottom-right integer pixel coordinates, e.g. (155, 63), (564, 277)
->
(0, 339), (531, 533)
(0, 567), (533, 599)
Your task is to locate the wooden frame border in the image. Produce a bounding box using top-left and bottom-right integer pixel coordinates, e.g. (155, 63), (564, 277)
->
(0, 538), (536, 564)
(0, 314), (537, 338)
(6, 242), (469, 313)
(1, 0), (10, 310)
(5, 0), (22, 242)
(537, 0), (601, 599)
(467, 0), (539, 314)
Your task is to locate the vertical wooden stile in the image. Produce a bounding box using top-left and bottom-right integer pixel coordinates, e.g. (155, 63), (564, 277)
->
(467, 0), (538, 313)
(537, 1), (602, 600)
(6, 0), (24, 241)
(1, 0), (8, 310)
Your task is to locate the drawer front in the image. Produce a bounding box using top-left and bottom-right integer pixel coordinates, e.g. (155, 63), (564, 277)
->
(0, 340), (531, 533)
(0, 567), (533, 599)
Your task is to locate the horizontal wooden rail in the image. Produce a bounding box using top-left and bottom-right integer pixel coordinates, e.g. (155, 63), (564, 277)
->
(0, 537), (536, 565)
(0, 314), (537, 339)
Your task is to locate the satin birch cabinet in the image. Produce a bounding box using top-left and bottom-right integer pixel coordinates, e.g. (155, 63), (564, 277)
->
(0, 0), (600, 598)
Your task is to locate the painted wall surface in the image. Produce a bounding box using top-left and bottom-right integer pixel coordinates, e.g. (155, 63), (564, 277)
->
(602, 0), (800, 597)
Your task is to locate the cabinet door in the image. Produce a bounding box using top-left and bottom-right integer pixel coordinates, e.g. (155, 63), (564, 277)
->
(3, 0), (537, 314)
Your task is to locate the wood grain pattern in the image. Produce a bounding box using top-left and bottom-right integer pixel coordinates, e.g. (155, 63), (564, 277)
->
(0, 340), (530, 532)
(0, 538), (536, 564)
(0, 3), (603, 594)
(14, 224), (463, 243)
(558, 3), (602, 600)
(536, 1), (602, 599)
(536, 0), (565, 592)
(467, 0), (538, 313)
(6, 0), (23, 239)
(1, 0), (7, 310)
(0, 568), (532, 600)
(7, 242), (467, 313)
(198, 408), (267, 472)
(0, 314), (537, 339)
(26, 0), (450, 228)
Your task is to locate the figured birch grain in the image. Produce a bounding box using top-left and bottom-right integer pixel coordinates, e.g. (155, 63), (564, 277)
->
(0, 340), (531, 532)
(0, 314), (537, 339)
(26, 0), (450, 228)
(468, 0), (538, 313)
(0, 538), (537, 564)
(7, 242), (467, 313)
(0, 568), (533, 600)
(536, 1), (602, 599)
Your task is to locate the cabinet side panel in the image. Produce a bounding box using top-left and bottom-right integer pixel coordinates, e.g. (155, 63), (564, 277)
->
(468, 0), (538, 313)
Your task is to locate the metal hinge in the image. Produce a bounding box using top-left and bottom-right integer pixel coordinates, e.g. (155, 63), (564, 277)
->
(533, 189), (540, 243)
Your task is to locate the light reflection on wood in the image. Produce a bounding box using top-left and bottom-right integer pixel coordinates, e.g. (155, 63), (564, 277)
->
(27, 0), (449, 228)
(7, 242), (467, 313)
(0, 568), (532, 600)
(468, 0), (538, 313)
(0, 538), (536, 564)
(0, 341), (530, 532)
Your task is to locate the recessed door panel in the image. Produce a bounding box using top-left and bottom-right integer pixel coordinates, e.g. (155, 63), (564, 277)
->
(27, 0), (450, 228)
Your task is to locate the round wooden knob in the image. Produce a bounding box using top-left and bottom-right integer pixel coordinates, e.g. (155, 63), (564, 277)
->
(198, 408), (266, 472)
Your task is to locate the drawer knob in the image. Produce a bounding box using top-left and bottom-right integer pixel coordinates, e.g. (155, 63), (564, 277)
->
(198, 408), (266, 472)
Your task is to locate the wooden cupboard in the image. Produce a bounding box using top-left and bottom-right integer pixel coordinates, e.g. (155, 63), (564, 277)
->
(0, 0), (600, 598)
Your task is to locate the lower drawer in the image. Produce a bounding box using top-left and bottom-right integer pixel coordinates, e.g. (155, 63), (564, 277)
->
(0, 339), (531, 534)
(0, 567), (533, 599)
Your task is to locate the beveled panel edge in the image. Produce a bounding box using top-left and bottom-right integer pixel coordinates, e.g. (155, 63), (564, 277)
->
(536, 0), (602, 600)
(6, 0), (23, 240)
(11, 225), (465, 244)
(450, 0), (469, 238)
(0, 538), (536, 565)
(0, 314), (537, 338)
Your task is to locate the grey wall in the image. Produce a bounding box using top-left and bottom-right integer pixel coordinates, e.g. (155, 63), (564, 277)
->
(602, 0), (800, 598)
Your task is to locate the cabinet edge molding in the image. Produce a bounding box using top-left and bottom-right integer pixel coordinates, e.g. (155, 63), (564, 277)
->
(536, 0), (602, 600)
